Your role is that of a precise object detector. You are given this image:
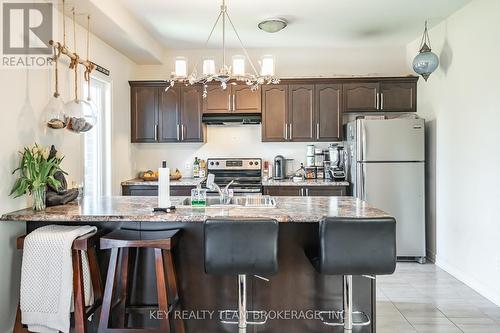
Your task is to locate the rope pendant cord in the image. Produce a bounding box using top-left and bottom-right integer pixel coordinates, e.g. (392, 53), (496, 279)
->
(62, 0), (66, 47)
(72, 8), (78, 101)
(53, 46), (59, 98)
(86, 15), (91, 101)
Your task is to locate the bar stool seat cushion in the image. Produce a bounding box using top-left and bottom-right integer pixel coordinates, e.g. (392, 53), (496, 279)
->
(306, 217), (396, 275)
(204, 219), (279, 275)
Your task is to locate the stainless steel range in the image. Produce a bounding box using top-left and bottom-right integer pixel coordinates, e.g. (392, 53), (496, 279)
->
(204, 158), (262, 195)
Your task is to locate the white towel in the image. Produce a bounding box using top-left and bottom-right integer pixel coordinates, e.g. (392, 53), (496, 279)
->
(20, 225), (97, 333)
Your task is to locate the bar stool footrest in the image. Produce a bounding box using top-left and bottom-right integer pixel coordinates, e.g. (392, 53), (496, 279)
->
(318, 310), (371, 327)
(219, 310), (268, 325)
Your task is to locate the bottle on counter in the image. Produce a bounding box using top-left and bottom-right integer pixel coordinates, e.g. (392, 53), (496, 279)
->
(193, 157), (200, 178)
(199, 159), (206, 178)
(263, 161), (270, 181)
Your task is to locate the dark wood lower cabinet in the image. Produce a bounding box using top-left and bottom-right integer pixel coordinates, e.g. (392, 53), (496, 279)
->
(263, 186), (347, 196)
(122, 185), (195, 196)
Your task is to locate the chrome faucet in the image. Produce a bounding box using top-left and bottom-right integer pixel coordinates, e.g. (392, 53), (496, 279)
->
(206, 173), (234, 204)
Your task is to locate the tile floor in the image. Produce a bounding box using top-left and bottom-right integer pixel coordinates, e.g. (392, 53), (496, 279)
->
(376, 263), (500, 333)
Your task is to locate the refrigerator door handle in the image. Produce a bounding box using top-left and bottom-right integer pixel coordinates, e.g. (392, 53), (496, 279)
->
(362, 163), (366, 200)
(357, 120), (366, 162)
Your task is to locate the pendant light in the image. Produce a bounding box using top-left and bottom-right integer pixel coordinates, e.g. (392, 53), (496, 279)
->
(413, 21), (439, 81)
(64, 8), (96, 133)
(43, 0), (67, 129)
(43, 45), (66, 129)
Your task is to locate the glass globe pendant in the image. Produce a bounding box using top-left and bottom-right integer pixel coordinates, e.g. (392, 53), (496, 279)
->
(65, 64), (96, 133)
(413, 21), (439, 81)
(43, 48), (66, 129)
(65, 13), (97, 133)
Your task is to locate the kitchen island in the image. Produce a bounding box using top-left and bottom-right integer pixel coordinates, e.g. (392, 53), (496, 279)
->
(2, 196), (391, 333)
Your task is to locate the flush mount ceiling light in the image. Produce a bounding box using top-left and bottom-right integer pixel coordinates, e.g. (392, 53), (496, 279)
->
(258, 18), (287, 33)
(166, 0), (280, 97)
(412, 20), (439, 81)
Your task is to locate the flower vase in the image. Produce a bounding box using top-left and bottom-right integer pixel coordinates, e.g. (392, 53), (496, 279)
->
(32, 186), (46, 211)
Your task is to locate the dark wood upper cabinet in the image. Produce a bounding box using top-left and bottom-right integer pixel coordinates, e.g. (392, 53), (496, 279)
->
(203, 85), (230, 113)
(379, 82), (416, 112)
(289, 84), (314, 141)
(232, 85), (261, 113)
(131, 86), (157, 142)
(203, 84), (261, 114)
(343, 82), (379, 112)
(315, 84), (342, 141)
(262, 85), (288, 142)
(181, 85), (204, 142)
(158, 87), (180, 142)
(130, 81), (205, 143)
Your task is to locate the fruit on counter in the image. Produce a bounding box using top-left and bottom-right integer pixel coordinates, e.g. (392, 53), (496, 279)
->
(170, 168), (182, 180)
(139, 170), (159, 180)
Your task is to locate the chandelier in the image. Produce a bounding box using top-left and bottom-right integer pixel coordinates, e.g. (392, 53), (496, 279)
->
(166, 0), (280, 97)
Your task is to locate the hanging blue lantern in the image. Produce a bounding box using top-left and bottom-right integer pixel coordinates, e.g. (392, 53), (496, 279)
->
(413, 21), (439, 81)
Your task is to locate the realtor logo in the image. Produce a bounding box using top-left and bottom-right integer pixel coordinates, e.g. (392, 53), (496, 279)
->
(1, 1), (55, 67)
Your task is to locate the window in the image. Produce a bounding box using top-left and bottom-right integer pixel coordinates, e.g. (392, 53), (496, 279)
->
(83, 76), (111, 197)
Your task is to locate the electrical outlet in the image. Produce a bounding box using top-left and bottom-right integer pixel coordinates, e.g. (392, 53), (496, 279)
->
(185, 162), (191, 171)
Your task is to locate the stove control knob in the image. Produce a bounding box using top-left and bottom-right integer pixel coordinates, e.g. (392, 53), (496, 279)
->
(254, 161), (259, 166)
(210, 162), (214, 166)
(249, 161), (253, 165)
(215, 162), (219, 166)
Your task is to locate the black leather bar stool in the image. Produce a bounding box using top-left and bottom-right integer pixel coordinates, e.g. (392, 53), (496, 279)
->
(204, 219), (279, 332)
(98, 229), (184, 333)
(306, 217), (396, 331)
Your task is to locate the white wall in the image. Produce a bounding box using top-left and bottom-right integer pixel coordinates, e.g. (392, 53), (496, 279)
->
(131, 45), (410, 175)
(0, 13), (136, 333)
(407, 0), (500, 305)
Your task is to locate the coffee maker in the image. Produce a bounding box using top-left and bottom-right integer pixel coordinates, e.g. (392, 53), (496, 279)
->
(327, 145), (347, 180)
(274, 155), (286, 180)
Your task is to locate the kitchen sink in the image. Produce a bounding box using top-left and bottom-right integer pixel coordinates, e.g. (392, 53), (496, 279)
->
(180, 196), (276, 208)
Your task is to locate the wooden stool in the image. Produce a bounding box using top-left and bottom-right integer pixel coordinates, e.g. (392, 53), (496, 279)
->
(98, 229), (184, 333)
(14, 229), (105, 333)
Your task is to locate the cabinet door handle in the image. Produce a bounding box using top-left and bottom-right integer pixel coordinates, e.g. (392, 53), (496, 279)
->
(300, 188), (304, 196)
(176, 124), (180, 141)
(289, 124), (293, 140)
(316, 123), (320, 140)
(228, 95), (231, 112)
(181, 124), (184, 141)
(154, 124), (158, 141)
(284, 123), (288, 140)
(232, 94), (236, 112)
(380, 92), (384, 110)
(376, 93), (380, 110)
(306, 188), (309, 196)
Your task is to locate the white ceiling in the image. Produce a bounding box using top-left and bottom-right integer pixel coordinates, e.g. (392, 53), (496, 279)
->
(118, 0), (471, 49)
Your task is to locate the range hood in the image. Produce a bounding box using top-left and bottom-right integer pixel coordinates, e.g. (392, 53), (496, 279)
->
(202, 113), (261, 125)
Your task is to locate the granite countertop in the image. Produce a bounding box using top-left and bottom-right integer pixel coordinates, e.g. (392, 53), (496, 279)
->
(262, 179), (350, 187)
(121, 178), (204, 186)
(0, 196), (389, 223)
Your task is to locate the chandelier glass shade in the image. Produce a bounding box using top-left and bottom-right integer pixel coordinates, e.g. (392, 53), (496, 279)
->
(166, 0), (280, 97)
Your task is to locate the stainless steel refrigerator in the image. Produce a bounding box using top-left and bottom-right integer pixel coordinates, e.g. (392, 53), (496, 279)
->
(346, 118), (426, 263)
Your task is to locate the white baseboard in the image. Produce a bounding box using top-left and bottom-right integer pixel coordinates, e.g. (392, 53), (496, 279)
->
(436, 256), (500, 306)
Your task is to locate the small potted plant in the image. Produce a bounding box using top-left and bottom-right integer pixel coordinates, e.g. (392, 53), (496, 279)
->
(10, 143), (65, 211)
